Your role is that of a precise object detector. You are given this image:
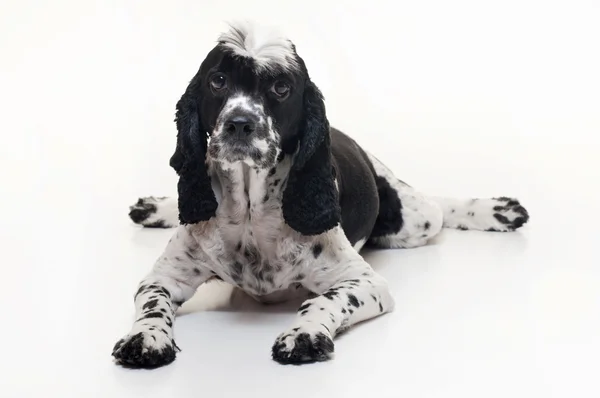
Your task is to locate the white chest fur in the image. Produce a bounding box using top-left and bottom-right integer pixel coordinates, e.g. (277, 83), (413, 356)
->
(190, 157), (317, 297)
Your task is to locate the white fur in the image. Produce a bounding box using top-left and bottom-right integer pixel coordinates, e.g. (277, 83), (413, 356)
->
(218, 21), (299, 73)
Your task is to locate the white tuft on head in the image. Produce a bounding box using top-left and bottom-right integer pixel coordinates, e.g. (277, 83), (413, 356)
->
(218, 21), (299, 73)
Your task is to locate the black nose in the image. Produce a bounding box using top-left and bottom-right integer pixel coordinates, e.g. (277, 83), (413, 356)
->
(225, 116), (256, 136)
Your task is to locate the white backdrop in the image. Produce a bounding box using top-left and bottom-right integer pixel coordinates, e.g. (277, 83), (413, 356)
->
(1, 1), (599, 397)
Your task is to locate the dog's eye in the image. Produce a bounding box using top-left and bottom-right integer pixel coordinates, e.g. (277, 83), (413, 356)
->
(210, 74), (227, 91)
(270, 81), (290, 98)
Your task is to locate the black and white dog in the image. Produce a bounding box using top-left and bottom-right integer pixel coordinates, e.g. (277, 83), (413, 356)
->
(114, 21), (529, 368)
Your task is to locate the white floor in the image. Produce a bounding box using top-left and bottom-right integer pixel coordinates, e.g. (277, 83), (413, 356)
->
(1, 1), (599, 397)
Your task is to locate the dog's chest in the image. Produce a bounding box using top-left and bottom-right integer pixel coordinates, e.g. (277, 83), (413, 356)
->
(202, 160), (313, 296)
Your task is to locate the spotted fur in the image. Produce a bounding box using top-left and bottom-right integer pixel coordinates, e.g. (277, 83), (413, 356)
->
(115, 21), (529, 369)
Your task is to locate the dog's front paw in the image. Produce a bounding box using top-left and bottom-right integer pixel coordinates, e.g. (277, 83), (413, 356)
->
(128, 196), (177, 228)
(272, 323), (334, 364)
(112, 329), (179, 369)
(490, 197), (529, 231)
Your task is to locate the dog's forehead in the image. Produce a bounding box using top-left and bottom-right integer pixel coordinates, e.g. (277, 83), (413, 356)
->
(216, 21), (300, 74)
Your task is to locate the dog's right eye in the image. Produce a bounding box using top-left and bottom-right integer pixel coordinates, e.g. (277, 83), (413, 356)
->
(209, 74), (227, 92)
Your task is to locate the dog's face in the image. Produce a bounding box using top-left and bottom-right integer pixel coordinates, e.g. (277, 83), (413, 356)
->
(172, 22), (340, 235)
(193, 27), (307, 168)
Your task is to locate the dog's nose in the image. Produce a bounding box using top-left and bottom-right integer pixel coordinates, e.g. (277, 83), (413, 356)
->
(225, 116), (256, 136)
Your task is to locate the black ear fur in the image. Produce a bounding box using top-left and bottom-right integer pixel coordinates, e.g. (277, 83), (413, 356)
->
(170, 73), (218, 224)
(282, 80), (341, 235)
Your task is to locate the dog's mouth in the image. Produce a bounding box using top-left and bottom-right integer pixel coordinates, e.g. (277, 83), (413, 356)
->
(208, 138), (262, 163)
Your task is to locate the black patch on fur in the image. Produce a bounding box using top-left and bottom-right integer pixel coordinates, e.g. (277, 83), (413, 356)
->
(457, 225), (469, 231)
(134, 285), (147, 299)
(173, 300), (184, 307)
(235, 241), (242, 251)
(468, 212), (475, 217)
(300, 310), (308, 316)
(312, 243), (323, 258)
(379, 302), (383, 312)
(142, 299), (159, 310)
(424, 221), (431, 230)
(371, 294), (378, 302)
(347, 294), (360, 307)
(128, 200), (156, 224)
(193, 268), (201, 275)
(323, 290), (338, 300)
(298, 303), (311, 312)
(157, 287), (171, 298)
(369, 174), (403, 238)
(140, 312), (163, 320)
(494, 213), (510, 224)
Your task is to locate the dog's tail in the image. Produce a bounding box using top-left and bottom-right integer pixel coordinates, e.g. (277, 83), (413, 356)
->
(128, 197), (179, 228)
(431, 196), (529, 232)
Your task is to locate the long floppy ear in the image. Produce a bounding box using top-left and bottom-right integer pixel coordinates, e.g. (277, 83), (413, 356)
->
(282, 80), (341, 235)
(170, 73), (218, 224)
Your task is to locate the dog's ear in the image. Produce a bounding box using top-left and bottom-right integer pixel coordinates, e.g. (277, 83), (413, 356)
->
(282, 80), (340, 235)
(170, 72), (218, 224)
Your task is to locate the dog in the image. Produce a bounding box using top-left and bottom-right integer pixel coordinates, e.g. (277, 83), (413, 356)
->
(113, 21), (529, 368)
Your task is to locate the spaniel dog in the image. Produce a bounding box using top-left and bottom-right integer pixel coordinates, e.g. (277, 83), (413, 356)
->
(113, 21), (529, 368)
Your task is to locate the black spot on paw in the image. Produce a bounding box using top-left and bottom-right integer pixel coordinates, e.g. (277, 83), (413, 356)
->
(457, 225), (469, 231)
(493, 213), (510, 225)
(128, 200), (157, 224)
(424, 221), (431, 230)
(271, 332), (334, 364)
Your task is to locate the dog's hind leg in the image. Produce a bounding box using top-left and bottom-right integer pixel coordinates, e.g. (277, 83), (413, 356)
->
(365, 154), (529, 249)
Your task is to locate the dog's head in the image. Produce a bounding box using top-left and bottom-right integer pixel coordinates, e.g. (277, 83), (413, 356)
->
(171, 22), (340, 235)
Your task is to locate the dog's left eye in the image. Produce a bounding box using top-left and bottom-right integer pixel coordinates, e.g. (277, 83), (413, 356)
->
(270, 81), (290, 98)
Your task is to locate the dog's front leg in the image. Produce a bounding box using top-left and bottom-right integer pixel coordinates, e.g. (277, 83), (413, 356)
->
(113, 225), (213, 368)
(272, 245), (395, 364)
